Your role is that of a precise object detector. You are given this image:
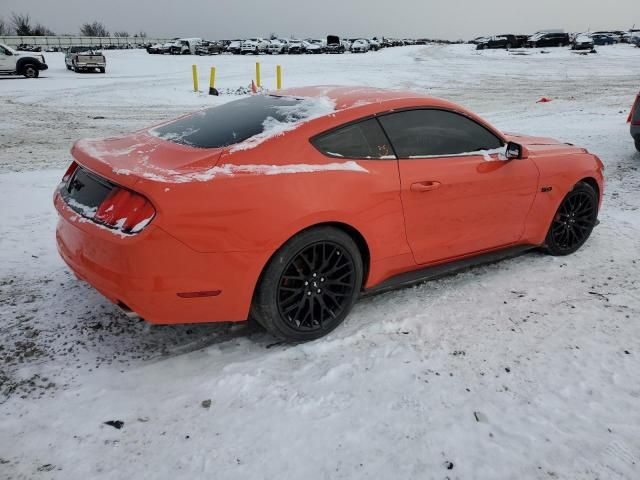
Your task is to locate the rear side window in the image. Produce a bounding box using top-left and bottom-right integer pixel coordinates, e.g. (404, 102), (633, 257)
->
(378, 109), (502, 158)
(312, 118), (394, 159)
(151, 95), (305, 148)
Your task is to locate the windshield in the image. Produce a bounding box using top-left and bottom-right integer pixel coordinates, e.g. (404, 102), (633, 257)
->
(70, 47), (101, 53)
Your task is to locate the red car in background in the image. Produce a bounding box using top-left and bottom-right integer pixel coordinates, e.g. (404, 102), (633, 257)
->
(629, 91), (640, 151)
(54, 86), (604, 341)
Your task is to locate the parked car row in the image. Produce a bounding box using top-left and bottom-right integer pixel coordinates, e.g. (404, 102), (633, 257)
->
(474, 31), (570, 50)
(146, 36), (419, 55)
(473, 28), (640, 50)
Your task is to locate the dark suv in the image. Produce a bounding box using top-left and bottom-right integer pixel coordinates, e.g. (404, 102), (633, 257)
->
(526, 33), (570, 48)
(630, 91), (640, 152)
(477, 35), (519, 49)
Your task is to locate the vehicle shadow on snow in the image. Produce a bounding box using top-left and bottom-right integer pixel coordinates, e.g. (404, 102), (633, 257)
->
(1, 249), (553, 402)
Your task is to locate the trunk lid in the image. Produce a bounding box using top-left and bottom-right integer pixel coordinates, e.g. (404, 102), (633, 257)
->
(71, 132), (224, 187)
(77, 54), (104, 63)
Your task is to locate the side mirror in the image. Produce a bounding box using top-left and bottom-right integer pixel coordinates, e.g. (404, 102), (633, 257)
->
(506, 141), (524, 160)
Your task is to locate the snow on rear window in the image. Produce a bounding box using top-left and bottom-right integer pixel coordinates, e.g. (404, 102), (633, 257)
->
(150, 95), (335, 149)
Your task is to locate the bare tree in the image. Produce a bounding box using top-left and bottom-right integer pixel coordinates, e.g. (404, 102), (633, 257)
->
(0, 18), (9, 36)
(11, 12), (32, 36)
(136, 31), (147, 38)
(32, 23), (55, 36)
(113, 31), (129, 38)
(80, 21), (109, 37)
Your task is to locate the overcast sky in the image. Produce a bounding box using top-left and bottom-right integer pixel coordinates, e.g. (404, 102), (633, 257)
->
(2, 0), (639, 39)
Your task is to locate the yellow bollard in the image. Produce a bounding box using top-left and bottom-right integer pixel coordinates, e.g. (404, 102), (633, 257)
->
(276, 65), (282, 90)
(192, 64), (198, 92)
(255, 62), (261, 88)
(209, 67), (218, 95)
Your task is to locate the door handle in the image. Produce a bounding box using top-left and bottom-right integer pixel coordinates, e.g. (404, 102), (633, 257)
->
(410, 181), (441, 192)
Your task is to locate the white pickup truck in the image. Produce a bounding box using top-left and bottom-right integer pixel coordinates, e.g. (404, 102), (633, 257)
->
(0, 43), (48, 78)
(65, 47), (106, 73)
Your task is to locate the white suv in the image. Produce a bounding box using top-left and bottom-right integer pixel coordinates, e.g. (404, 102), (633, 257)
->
(0, 43), (48, 78)
(267, 39), (289, 54)
(241, 38), (270, 55)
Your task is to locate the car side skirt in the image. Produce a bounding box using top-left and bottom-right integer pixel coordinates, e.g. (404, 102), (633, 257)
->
(362, 244), (535, 297)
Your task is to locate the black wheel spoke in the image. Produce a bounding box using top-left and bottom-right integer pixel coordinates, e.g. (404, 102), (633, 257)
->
(550, 189), (597, 252)
(276, 240), (356, 333)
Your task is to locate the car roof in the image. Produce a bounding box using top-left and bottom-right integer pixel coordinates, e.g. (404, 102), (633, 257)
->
(275, 86), (459, 111)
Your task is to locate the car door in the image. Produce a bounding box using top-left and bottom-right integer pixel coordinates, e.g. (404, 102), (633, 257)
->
(0, 45), (14, 72)
(378, 109), (539, 265)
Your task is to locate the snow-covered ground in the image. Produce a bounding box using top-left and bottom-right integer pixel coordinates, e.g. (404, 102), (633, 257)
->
(1, 44), (640, 479)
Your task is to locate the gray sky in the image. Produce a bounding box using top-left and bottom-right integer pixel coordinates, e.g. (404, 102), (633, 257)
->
(1, 0), (638, 40)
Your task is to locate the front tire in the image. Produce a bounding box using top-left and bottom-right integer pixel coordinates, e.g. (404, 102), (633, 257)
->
(252, 227), (363, 342)
(543, 182), (598, 256)
(22, 64), (39, 78)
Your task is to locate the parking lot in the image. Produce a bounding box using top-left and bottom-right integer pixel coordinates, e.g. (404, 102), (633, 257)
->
(1, 43), (640, 479)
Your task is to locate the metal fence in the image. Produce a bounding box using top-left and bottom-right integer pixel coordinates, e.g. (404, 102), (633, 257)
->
(0, 36), (171, 48)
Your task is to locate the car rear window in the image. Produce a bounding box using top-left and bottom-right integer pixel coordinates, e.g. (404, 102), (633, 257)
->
(312, 118), (395, 159)
(151, 95), (305, 149)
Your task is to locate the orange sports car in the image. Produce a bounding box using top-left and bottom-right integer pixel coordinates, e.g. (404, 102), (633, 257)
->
(54, 86), (604, 341)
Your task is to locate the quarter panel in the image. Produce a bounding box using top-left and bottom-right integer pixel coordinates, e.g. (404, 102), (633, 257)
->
(150, 135), (410, 270)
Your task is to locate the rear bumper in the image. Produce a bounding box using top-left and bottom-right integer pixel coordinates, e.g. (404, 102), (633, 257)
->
(54, 191), (268, 324)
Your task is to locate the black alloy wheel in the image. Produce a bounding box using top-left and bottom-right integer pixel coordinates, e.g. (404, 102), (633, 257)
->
(544, 182), (598, 255)
(277, 241), (356, 331)
(252, 227), (363, 342)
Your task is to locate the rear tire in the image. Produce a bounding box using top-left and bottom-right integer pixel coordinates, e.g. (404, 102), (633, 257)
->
(251, 227), (363, 342)
(543, 182), (598, 256)
(635, 138), (640, 152)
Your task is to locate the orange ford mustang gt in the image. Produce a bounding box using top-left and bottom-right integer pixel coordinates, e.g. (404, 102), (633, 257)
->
(54, 86), (604, 341)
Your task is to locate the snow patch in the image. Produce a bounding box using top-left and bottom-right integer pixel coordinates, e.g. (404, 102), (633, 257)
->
(409, 145), (508, 161)
(75, 138), (149, 162)
(229, 96), (336, 152)
(114, 161), (368, 183)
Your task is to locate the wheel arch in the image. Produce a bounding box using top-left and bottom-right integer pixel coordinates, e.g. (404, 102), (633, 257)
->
(251, 221), (371, 306)
(15, 57), (40, 73)
(578, 176), (600, 201)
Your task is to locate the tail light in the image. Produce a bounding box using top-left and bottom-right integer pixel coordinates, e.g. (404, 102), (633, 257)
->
(628, 94), (640, 124)
(95, 187), (156, 234)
